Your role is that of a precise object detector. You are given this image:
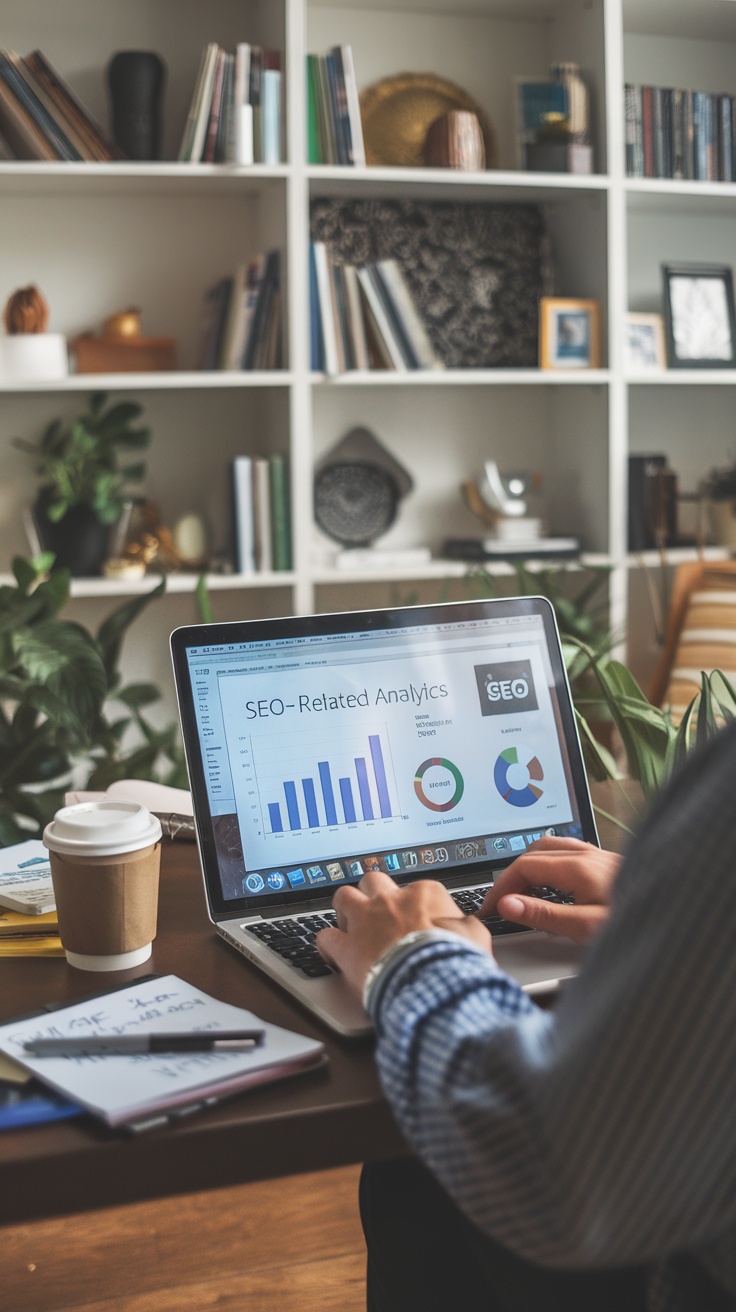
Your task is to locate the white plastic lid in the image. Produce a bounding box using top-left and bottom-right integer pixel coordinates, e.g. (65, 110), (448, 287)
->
(43, 800), (162, 857)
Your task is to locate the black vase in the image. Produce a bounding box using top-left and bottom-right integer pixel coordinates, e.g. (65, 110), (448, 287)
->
(107, 51), (166, 161)
(34, 494), (111, 578)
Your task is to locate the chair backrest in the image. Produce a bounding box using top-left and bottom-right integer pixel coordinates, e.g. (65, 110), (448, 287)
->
(649, 560), (736, 715)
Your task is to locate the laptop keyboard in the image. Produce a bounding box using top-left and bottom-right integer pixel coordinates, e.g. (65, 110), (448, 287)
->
(243, 886), (573, 979)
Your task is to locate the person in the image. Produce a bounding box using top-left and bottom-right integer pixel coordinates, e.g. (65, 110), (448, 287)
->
(316, 724), (736, 1312)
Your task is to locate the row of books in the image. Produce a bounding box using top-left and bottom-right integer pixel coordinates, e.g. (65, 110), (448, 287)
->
(0, 48), (118, 161)
(232, 453), (292, 574)
(200, 251), (282, 371)
(310, 243), (443, 375)
(178, 42), (282, 165)
(625, 83), (736, 182)
(306, 45), (365, 166)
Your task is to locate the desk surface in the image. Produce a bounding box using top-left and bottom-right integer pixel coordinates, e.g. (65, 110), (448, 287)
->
(0, 840), (406, 1226)
(0, 785), (631, 1227)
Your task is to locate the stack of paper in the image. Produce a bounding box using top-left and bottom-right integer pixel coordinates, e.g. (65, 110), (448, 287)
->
(0, 840), (62, 955)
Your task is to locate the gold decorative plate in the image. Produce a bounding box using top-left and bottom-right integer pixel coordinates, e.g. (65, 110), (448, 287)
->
(359, 71), (496, 169)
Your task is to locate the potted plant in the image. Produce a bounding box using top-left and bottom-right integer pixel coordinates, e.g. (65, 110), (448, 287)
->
(0, 554), (185, 847)
(0, 284), (68, 383)
(703, 458), (736, 549)
(13, 391), (151, 576)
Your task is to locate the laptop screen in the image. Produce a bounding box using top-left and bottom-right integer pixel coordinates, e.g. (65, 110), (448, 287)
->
(171, 597), (597, 919)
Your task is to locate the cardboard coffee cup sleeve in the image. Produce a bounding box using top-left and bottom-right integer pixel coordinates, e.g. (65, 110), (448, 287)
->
(49, 844), (161, 956)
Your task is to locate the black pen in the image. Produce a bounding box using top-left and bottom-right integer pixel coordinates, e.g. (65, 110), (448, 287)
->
(22, 1029), (266, 1057)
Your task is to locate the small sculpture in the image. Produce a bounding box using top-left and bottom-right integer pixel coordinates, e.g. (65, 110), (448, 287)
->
(3, 285), (50, 334)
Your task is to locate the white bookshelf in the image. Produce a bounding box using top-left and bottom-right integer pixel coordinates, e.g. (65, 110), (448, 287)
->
(0, 0), (734, 709)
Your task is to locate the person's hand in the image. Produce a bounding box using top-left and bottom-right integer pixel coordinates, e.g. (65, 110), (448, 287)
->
(316, 871), (492, 998)
(481, 837), (621, 944)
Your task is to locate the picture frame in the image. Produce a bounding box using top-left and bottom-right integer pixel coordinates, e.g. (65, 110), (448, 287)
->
(539, 298), (601, 370)
(662, 262), (736, 369)
(624, 312), (666, 371)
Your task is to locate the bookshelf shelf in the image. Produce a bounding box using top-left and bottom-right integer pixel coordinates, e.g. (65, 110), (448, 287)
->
(0, 371), (295, 394)
(307, 166), (610, 204)
(311, 554), (612, 586)
(0, 571), (299, 601)
(0, 0), (733, 709)
(313, 369), (611, 387)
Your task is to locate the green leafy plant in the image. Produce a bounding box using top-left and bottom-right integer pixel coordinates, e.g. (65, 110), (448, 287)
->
(0, 555), (184, 846)
(13, 391), (151, 525)
(573, 644), (736, 833)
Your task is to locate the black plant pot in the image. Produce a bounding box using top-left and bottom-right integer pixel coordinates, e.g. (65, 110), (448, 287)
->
(34, 495), (111, 578)
(107, 51), (166, 161)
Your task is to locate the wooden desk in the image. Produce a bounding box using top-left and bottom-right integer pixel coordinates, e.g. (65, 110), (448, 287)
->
(0, 840), (406, 1226)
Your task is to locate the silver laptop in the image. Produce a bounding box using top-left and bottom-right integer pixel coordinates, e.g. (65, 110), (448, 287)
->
(170, 597), (596, 1038)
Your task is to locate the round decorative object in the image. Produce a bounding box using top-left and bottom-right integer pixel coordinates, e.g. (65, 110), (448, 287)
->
(106, 51), (166, 161)
(359, 72), (496, 169)
(314, 462), (399, 546)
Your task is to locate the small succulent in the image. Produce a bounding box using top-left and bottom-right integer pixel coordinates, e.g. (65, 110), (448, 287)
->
(3, 285), (50, 334)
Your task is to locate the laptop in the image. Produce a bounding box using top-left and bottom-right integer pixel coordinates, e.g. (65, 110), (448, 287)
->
(170, 596), (597, 1038)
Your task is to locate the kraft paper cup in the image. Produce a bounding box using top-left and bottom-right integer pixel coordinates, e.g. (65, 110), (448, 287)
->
(43, 801), (163, 971)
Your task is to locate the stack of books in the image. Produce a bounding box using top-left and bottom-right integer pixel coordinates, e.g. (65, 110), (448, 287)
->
(625, 83), (736, 181)
(310, 244), (443, 375)
(200, 251), (282, 371)
(0, 48), (119, 161)
(306, 45), (365, 165)
(178, 42), (282, 165)
(232, 453), (292, 574)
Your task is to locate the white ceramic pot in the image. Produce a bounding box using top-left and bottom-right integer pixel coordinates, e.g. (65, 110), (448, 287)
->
(0, 333), (69, 382)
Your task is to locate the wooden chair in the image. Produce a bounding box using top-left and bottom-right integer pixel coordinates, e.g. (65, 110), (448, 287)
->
(649, 560), (736, 715)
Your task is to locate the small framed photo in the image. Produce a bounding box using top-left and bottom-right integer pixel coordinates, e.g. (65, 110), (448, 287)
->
(624, 312), (666, 371)
(662, 262), (736, 368)
(539, 298), (601, 369)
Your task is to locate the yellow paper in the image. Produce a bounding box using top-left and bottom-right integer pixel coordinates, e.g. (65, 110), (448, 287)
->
(0, 908), (59, 936)
(0, 1051), (31, 1083)
(0, 935), (65, 957)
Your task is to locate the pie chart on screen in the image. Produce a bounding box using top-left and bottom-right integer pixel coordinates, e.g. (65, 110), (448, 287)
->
(494, 746), (544, 808)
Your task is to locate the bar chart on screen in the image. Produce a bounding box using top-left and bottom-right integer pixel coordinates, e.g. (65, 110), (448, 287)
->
(253, 725), (401, 835)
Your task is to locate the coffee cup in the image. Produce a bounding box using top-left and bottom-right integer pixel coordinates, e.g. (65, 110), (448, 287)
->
(43, 801), (163, 971)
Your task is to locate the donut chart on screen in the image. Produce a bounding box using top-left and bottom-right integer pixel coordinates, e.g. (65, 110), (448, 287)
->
(414, 757), (464, 812)
(494, 746), (544, 808)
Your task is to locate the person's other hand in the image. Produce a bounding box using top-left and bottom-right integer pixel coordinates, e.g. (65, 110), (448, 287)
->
(481, 837), (622, 944)
(317, 871), (492, 997)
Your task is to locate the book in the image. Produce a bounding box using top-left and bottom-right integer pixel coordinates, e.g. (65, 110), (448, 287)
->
(23, 49), (118, 161)
(0, 50), (83, 161)
(0, 72), (57, 159)
(366, 264), (419, 368)
(243, 250), (280, 370)
(356, 266), (407, 370)
(232, 456), (256, 572)
(199, 276), (234, 370)
(0, 840), (55, 915)
(374, 260), (443, 370)
(202, 47), (226, 164)
(261, 67), (281, 165)
(0, 974), (326, 1129)
(269, 454), (292, 571)
(312, 241), (340, 375)
(252, 457), (273, 572)
(309, 242), (324, 369)
(514, 77), (566, 168)
(340, 45), (365, 167)
(342, 264), (370, 370)
(178, 42), (220, 162)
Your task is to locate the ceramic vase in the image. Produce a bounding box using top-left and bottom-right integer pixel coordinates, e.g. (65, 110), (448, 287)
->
(107, 51), (166, 160)
(550, 62), (589, 143)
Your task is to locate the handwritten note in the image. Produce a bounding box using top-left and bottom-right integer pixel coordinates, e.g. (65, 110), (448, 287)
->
(0, 975), (324, 1126)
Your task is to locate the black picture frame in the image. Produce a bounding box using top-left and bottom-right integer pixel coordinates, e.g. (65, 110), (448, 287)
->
(662, 262), (736, 369)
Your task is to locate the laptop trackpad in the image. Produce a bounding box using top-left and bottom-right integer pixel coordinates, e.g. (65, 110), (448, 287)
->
(494, 932), (585, 993)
